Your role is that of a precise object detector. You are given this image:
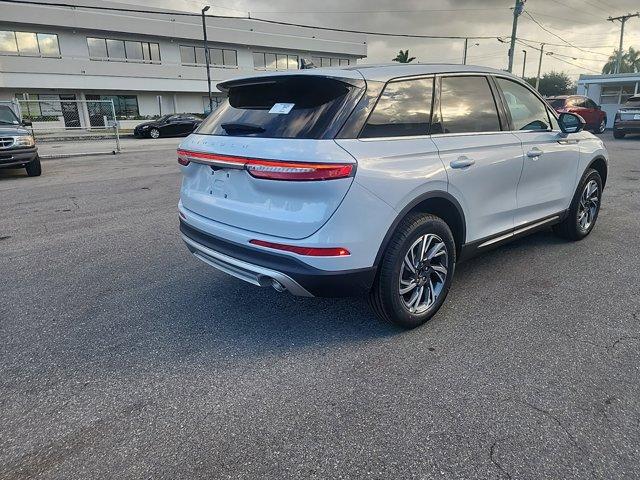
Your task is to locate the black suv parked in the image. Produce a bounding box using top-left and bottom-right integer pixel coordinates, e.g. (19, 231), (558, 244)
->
(0, 105), (41, 177)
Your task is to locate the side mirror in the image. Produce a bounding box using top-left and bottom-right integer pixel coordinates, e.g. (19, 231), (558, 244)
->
(559, 112), (585, 134)
(21, 120), (32, 127)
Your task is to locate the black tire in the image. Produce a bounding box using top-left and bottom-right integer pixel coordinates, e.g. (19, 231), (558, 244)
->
(149, 128), (161, 139)
(595, 118), (606, 134)
(368, 213), (456, 329)
(613, 130), (625, 139)
(25, 156), (42, 177)
(553, 168), (602, 241)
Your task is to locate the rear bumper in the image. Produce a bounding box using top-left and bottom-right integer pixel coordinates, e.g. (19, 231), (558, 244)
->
(614, 122), (640, 134)
(0, 147), (38, 168)
(180, 220), (376, 297)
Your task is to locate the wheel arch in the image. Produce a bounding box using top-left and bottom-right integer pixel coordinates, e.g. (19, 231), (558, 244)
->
(374, 191), (466, 266)
(587, 156), (608, 188)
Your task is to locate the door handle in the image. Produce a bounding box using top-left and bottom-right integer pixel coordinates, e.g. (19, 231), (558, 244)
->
(450, 157), (475, 169)
(526, 148), (543, 159)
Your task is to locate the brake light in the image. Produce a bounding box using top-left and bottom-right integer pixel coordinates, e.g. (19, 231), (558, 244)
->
(178, 150), (190, 166)
(250, 239), (350, 257)
(176, 149), (354, 181)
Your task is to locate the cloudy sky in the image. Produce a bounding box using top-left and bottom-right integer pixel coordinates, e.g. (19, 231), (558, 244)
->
(115, 0), (638, 78)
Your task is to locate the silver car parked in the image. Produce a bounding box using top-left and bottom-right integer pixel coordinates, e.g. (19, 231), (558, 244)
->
(177, 64), (608, 328)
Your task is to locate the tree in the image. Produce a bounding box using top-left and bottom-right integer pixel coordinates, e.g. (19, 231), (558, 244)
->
(602, 47), (640, 74)
(392, 49), (416, 63)
(525, 71), (575, 96)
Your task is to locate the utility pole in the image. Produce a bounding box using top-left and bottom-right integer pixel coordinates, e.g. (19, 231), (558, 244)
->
(508, 0), (526, 73)
(201, 5), (213, 114)
(608, 13), (639, 74)
(521, 49), (527, 78)
(535, 43), (544, 91)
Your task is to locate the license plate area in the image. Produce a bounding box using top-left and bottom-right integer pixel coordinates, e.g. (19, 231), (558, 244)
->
(209, 167), (230, 198)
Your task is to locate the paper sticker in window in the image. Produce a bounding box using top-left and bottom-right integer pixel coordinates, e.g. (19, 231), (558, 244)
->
(269, 103), (295, 114)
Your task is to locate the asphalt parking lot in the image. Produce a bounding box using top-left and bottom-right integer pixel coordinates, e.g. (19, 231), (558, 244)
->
(1, 132), (639, 479)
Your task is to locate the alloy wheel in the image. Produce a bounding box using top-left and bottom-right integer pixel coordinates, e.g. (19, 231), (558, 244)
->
(150, 129), (160, 139)
(598, 120), (606, 134)
(578, 180), (599, 231)
(399, 234), (449, 314)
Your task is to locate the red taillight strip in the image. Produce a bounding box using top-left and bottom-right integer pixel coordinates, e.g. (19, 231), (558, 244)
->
(177, 149), (354, 181)
(250, 239), (350, 257)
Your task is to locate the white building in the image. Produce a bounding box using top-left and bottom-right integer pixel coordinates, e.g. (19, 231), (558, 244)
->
(577, 73), (640, 128)
(0, 0), (367, 124)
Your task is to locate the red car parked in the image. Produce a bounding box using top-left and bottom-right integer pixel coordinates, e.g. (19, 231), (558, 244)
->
(547, 95), (607, 134)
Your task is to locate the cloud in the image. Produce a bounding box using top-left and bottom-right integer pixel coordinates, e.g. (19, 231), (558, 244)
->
(112, 0), (639, 78)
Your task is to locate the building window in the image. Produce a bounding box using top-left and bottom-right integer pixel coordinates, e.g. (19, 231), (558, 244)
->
(0, 30), (60, 57)
(180, 46), (237, 67)
(87, 37), (160, 63)
(311, 56), (351, 67)
(253, 52), (298, 70)
(86, 94), (140, 118)
(600, 83), (638, 104)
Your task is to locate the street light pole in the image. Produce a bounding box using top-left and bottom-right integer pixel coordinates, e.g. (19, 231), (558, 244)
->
(462, 39), (479, 65)
(201, 5), (213, 114)
(463, 38), (468, 65)
(535, 43), (544, 91)
(521, 49), (527, 78)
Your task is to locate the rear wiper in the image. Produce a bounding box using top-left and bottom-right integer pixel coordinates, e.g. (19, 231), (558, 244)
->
(220, 122), (265, 134)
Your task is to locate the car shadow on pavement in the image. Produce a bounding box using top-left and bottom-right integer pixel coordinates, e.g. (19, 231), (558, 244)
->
(138, 229), (566, 362)
(122, 257), (405, 364)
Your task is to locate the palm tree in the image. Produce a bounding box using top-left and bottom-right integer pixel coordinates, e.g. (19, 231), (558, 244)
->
(393, 49), (416, 63)
(602, 47), (640, 74)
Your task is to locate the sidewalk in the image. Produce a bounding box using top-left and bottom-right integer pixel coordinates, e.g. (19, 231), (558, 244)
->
(37, 136), (182, 158)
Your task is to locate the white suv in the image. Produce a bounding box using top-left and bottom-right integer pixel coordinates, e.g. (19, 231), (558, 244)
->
(178, 65), (608, 328)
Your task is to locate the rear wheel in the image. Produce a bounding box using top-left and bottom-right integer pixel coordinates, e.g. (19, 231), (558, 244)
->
(596, 118), (606, 134)
(613, 130), (625, 139)
(369, 213), (456, 329)
(25, 156), (41, 177)
(553, 168), (602, 241)
(149, 128), (161, 139)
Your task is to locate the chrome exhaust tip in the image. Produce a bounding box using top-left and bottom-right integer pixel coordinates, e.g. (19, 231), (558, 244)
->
(271, 279), (287, 292)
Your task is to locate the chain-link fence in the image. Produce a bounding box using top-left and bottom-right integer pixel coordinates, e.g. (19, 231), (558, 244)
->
(17, 99), (120, 156)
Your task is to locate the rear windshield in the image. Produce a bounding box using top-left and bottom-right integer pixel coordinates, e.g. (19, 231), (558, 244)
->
(196, 76), (363, 139)
(547, 98), (566, 109)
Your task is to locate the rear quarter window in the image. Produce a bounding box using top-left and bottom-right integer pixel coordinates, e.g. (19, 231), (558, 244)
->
(360, 77), (434, 138)
(196, 76), (364, 139)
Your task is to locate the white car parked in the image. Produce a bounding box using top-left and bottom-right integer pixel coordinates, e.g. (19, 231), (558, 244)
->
(178, 64), (608, 328)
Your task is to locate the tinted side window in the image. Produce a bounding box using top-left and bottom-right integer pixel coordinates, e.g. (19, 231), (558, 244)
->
(440, 76), (500, 134)
(496, 77), (550, 131)
(360, 78), (433, 138)
(585, 99), (598, 109)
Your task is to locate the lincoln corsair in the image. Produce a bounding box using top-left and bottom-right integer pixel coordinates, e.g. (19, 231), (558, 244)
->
(177, 65), (608, 328)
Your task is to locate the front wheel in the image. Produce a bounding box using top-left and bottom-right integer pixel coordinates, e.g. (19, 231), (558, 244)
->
(25, 156), (42, 177)
(369, 213), (456, 329)
(613, 130), (625, 139)
(149, 128), (161, 139)
(553, 169), (602, 241)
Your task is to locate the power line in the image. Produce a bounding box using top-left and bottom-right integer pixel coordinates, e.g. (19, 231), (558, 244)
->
(0, 0), (503, 40)
(248, 7), (510, 14)
(515, 39), (602, 74)
(522, 11), (610, 57)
